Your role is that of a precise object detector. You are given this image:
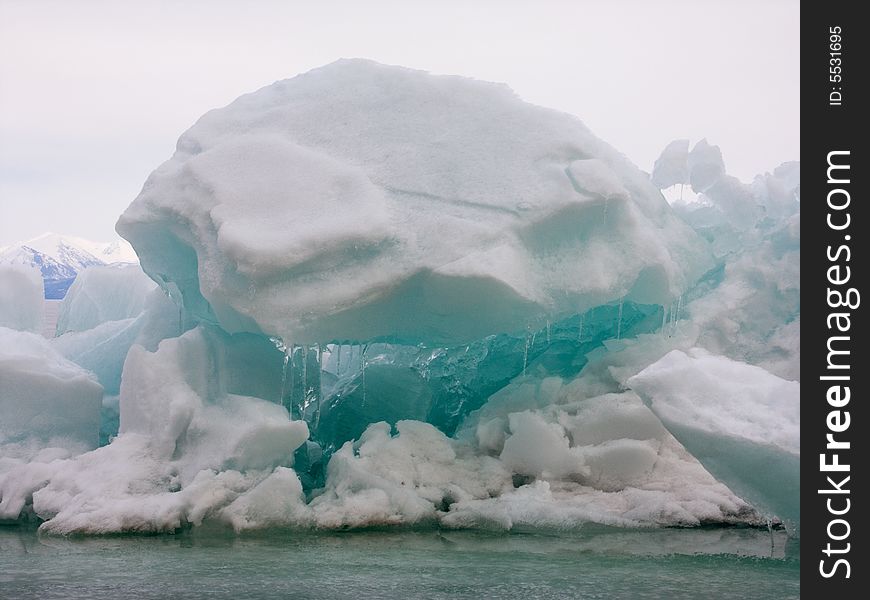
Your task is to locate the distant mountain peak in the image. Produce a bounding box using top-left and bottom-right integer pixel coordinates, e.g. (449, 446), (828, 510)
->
(0, 233), (139, 299)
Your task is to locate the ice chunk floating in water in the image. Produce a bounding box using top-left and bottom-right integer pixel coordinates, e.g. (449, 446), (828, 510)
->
(0, 60), (799, 536)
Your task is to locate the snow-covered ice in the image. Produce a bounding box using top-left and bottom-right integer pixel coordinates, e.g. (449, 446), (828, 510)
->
(0, 327), (102, 503)
(0, 265), (44, 333)
(118, 59), (710, 345)
(628, 348), (799, 531)
(0, 61), (799, 536)
(56, 264), (156, 334)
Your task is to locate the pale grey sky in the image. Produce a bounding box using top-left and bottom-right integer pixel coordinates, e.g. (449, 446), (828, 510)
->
(0, 0), (799, 245)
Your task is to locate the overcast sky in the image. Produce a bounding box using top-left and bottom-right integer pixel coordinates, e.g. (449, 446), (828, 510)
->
(0, 0), (799, 246)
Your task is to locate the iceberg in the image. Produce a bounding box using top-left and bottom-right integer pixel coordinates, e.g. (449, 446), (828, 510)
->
(0, 265), (44, 333)
(117, 59), (711, 346)
(628, 348), (799, 531)
(0, 325), (308, 533)
(48, 268), (176, 445)
(0, 327), (102, 521)
(0, 327), (102, 457)
(56, 264), (157, 334)
(0, 61), (799, 535)
(651, 138), (800, 380)
(651, 139), (689, 190)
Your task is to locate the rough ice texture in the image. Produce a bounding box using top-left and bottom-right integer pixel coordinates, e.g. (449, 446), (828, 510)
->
(651, 139), (689, 189)
(687, 213), (800, 380)
(56, 264), (157, 334)
(50, 286), (181, 397)
(117, 59), (710, 345)
(651, 138), (800, 380)
(0, 265), (44, 333)
(0, 64), (799, 536)
(0, 325), (308, 532)
(0, 322), (757, 534)
(0, 326), (102, 516)
(628, 348), (799, 530)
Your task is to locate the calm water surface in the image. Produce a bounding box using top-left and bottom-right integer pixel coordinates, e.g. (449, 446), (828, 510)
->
(1, 525), (799, 599)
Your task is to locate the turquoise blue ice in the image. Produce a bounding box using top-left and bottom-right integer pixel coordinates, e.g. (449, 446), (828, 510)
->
(0, 61), (798, 540)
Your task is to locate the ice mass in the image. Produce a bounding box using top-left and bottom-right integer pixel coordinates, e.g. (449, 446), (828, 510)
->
(0, 60), (799, 536)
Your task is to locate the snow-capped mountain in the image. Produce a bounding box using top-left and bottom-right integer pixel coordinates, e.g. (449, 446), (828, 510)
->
(0, 233), (139, 299)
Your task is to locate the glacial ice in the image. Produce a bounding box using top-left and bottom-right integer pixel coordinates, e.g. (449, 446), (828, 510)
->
(0, 61), (799, 536)
(1, 325), (308, 532)
(0, 265), (44, 333)
(651, 138), (800, 380)
(628, 348), (799, 531)
(0, 327), (102, 512)
(311, 301), (663, 453)
(651, 139), (690, 190)
(56, 264), (157, 334)
(117, 59), (710, 346)
(51, 283), (178, 397)
(48, 267), (175, 446)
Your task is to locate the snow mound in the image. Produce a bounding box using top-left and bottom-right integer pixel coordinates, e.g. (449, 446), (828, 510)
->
(118, 59), (710, 345)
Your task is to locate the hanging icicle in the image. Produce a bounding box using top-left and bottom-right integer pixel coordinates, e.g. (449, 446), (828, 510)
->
(522, 333), (530, 377)
(289, 344), (297, 416)
(281, 346), (291, 408)
(660, 305), (668, 336)
(671, 294), (683, 337)
(315, 343), (322, 429)
(616, 299), (624, 340)
(361, 344), (368, 408)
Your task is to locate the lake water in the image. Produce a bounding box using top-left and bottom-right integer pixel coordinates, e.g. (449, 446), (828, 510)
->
(1, 525), (799, 599)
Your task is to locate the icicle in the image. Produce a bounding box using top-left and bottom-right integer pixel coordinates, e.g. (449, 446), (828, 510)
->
(767, 517), (775, 557)
(335, 344), (341, 376)
(361, 344), (368, 408)
(671, 294), (683, 337)
(546, 320), (551, 345)
(315, 344), (322, 429)
(522, 333), (530, 377)
(616, 299), (624, 340)
(270, 337), (291, 409)
(578, 313), (585, 342)
(660, 305), (668, 335)
(280, 347), (290, 408)
(288, 344), (297, 415)
(300, 345), (309, 419)
(530, 331), (537, 348)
